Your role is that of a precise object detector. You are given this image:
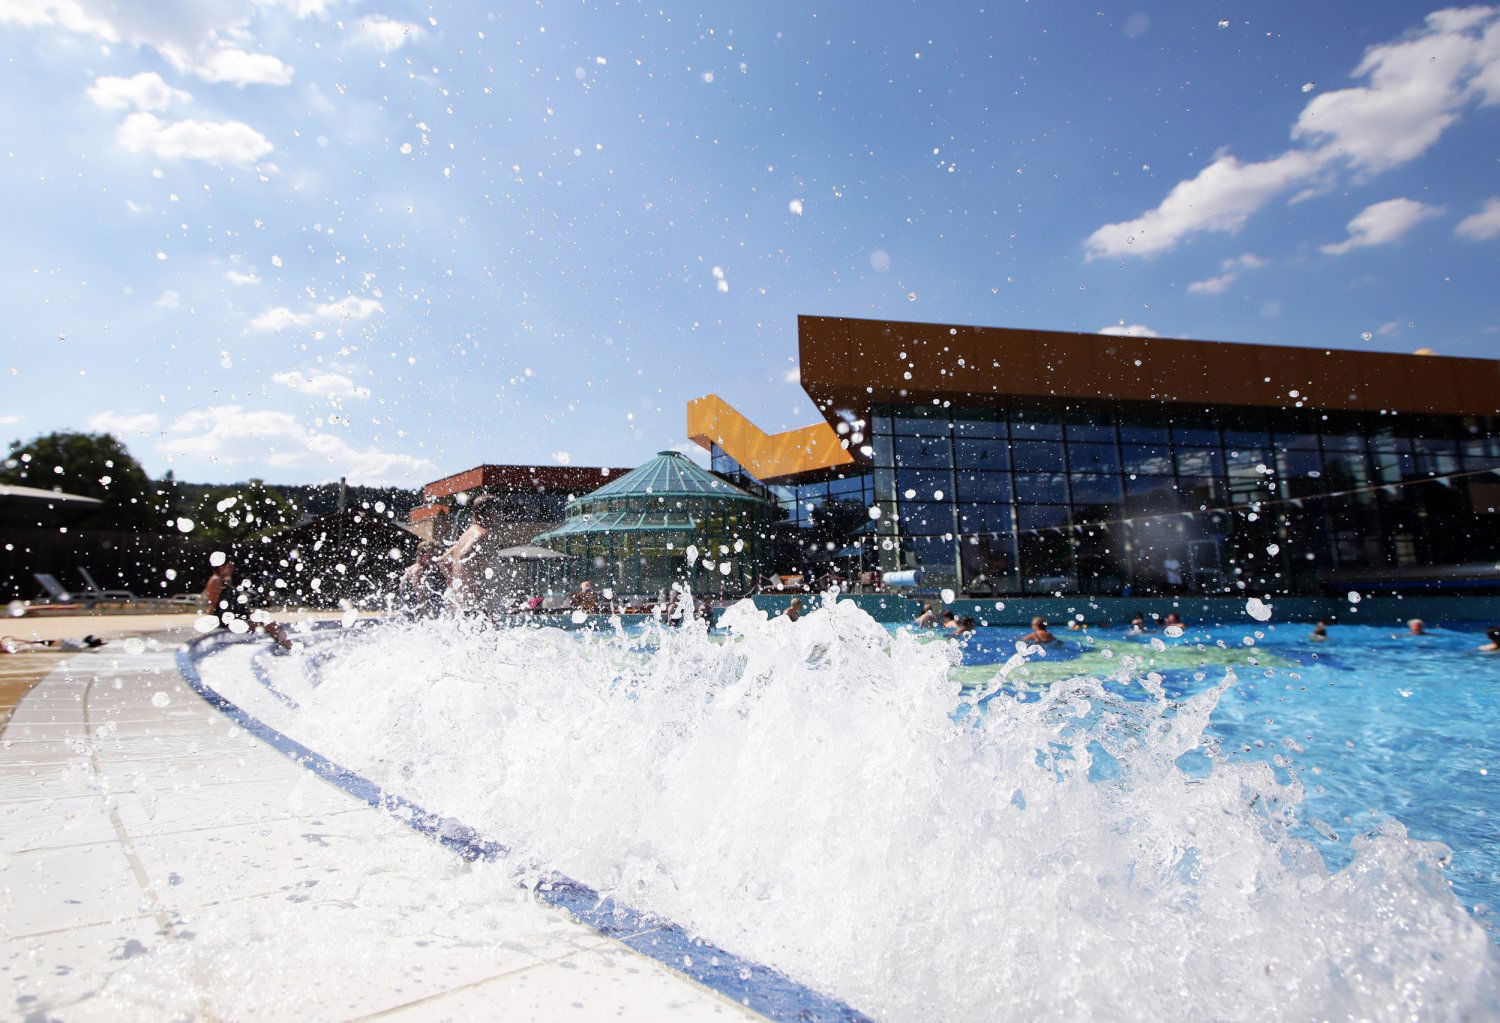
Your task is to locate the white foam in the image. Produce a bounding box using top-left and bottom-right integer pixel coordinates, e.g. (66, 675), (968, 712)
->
(238, 597), (1499, 1021)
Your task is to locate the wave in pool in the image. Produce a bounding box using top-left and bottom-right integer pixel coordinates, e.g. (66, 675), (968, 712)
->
(259, 597), (1499, 1022)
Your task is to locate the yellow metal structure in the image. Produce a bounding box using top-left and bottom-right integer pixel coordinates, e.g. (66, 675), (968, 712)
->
(686, 394), (855, 483)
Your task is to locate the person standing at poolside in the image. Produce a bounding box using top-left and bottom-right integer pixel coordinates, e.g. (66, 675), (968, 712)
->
(444, 495), (507, 614)
(399, 540), (447, 617)
(200, 560), (235, 623)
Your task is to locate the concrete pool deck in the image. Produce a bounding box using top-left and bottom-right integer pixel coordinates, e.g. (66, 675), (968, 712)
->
(1, 623), (767, 1021)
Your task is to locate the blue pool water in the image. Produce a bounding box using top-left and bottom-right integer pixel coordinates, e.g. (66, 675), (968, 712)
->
(956, 620), (1500, 937)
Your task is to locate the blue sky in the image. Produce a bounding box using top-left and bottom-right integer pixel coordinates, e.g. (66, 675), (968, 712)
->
(1, 0), (1496, 486)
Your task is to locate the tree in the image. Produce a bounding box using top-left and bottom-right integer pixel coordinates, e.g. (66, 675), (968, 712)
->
(0, 431), (163, 530)
(184, 480), (300, 544)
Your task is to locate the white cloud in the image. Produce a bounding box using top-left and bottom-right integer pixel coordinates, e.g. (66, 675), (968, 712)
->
(1086, 149), (1326, 259)
(271, 369), (371, 400)
(1187, 252), (1269, 295)
(669, 442), (710, 467)
(117, 112), (273, 164)
(154, 289), (180, 308)
(0, 413), (23, 426)
(1319, 197), (1443, 255)
(314, 295), (382, 320)
(171, 45), (294, 87)
(87, 71), (190, 111)
(2, 2), (300, 87)
(551, 450), (572, 465)
(1456, 197), (1500, 240)
(248, 306), (311, 332)
(354, 14), (421, 52)
(249, 295), (383, 332)
(1086, 8), (1500, 259)
(160, 405), (436, 485)
(782, 365), (801, 384)
(1098, 323), (1160, 338)
(224, 269), (261, 285)
(87, 410), (160, 436)
(0, 0), (117, 40)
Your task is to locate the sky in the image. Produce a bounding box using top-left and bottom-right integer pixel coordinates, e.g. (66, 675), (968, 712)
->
(0, 0), (1497, 487)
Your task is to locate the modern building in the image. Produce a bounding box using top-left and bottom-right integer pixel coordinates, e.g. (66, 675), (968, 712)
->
(688, 315), (1500, 597)
(410, 463), (631, 546)
(534, 450), (778, 596)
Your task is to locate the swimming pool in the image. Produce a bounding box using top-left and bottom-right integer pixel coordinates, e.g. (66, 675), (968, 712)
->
(953, 620), (1500, 939)
(193, 600), (1500, 1020)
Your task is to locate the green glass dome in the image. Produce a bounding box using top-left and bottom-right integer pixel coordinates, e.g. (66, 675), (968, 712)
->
(534, 450), (777, 598)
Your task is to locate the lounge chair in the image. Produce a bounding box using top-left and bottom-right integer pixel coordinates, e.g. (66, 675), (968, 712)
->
(77, 568), (138, 602)
(33, 572), (92, 608)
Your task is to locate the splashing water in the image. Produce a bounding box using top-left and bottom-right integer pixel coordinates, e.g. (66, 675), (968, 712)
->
(241, 598), (1498, 1021)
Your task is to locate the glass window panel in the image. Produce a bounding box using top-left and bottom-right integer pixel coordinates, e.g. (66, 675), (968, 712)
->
(1175, 447), (1224, 476)
(1321, 432), (1365, 453)
(908, 535), (956, 572)
(1221, 418), (1270, 446)
(1068, 442), (1120, 473)
(828, 473), (868, 496)
(1064, 416), (1115, 443)
(1117, 414), (1169, 443)
(1125, 475), (1176, 497)
(892, 415), (949, 438)
(897, 503), (950, 535)
(955, 437), (1010, 470)
(1279, 449), (1322, 479)
(870, 414), (893, 437)
(1012, 440), (1065, 472)
(955, 470), (1012, 503)
(871, 432), (894, 468)
(1176, 475), (1227, 504)
(1225, 448), (1271, 476)
(960, 536), (1017, 591)
(1169, 417), (1221, 446)
(1069, 473), (1121, 505)
(894, 434), (952, 468)
(1121, 443), (1173, 475)
(958, 503), (1011, 534)
(952, 416), (1007, 439)
(1009, 409), (1063, 439)
(1014, 472), (1068, 503)
(1017, 504), (1069, 530)
(897, 468), (952, 501)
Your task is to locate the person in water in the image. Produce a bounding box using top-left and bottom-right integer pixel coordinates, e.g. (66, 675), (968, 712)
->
(915, 602), (939, 628)
(1020, 616), (1055, 644)
(1128, 612), (1148, 633)
(1163, 612), (1186, 629)
(953, 615), (977, 637)
(1479, 627), (1499, 653)
(1407, 618), (1427, 636)
(1311, 620), (1329, 642)
(784, 596), (803, 622)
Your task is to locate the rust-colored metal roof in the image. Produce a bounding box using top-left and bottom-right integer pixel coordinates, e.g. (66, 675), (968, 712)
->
(421, 464), (631, 500)
(407, 504), (448, 523)
(797, 314), (1500, 423)
(686, 394), (855, 483)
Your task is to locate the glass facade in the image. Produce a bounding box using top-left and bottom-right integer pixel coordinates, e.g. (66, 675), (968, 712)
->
(785, 402), (1500, 596)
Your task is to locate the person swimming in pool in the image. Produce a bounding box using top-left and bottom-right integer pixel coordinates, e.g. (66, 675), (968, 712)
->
(783, 596), (804, 622)
(1311, 620), (1329, 642)
(953, 616), (977, 637)
(1163, 612), (1186, 629)
(1407, 618), (1427, 636)
(1478, 626), (1499, 654)
(915, 602), (939, 628)
(1128, 612), (1148, 633)
(1019, 616), (1055, 644)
